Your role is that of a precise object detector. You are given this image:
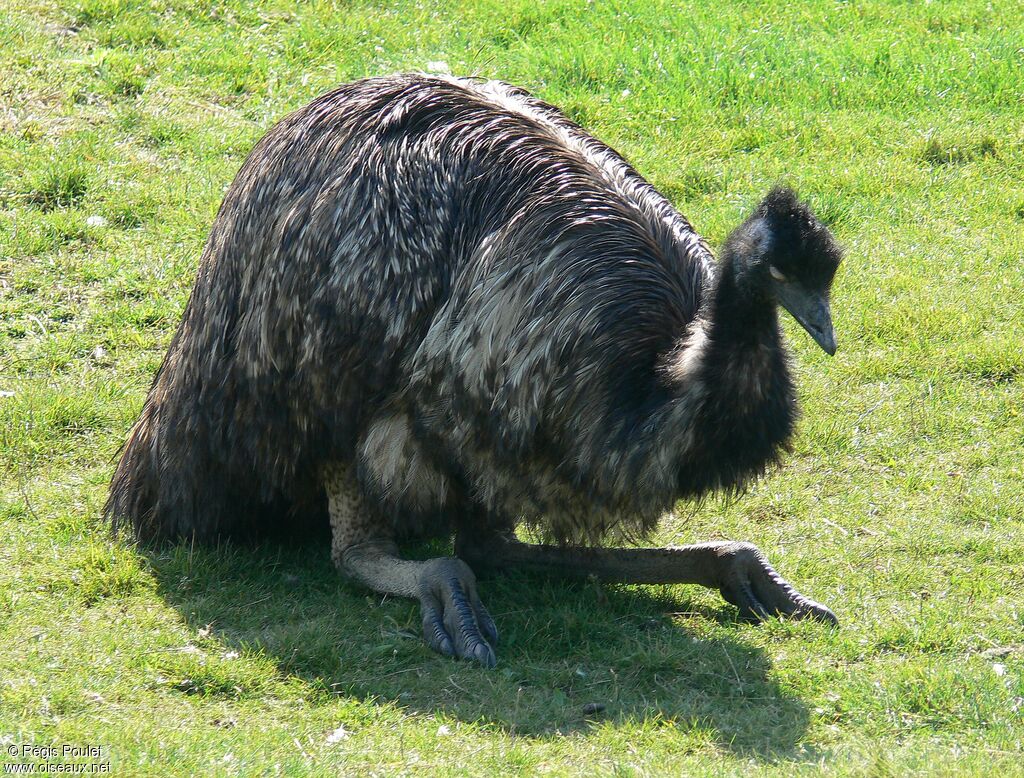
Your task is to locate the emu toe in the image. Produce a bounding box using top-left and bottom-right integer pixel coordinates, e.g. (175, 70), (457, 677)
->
(716, 542), (839, 626)
(418, 557), (498, 667)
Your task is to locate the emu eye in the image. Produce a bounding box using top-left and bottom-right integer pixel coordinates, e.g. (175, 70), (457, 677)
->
(769, 265), (787, 282)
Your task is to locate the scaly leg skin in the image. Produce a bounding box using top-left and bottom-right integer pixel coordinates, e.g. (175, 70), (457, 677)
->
(456, 531), (838, 626)
(324, 463), (498, 666)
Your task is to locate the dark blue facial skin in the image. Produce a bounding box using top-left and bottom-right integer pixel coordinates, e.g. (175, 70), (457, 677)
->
(725, 187), (842, 355)
(772, 275), (837, 355)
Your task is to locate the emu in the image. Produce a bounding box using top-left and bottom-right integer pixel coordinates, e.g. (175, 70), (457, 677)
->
(107, 73), (842, 667)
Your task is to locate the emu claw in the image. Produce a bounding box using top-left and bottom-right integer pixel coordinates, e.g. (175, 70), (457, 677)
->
(716, 542), (838, 626)
(418, 557), (498, 667)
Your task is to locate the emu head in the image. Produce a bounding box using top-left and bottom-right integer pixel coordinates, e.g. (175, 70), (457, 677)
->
(724, 187), (843, 355)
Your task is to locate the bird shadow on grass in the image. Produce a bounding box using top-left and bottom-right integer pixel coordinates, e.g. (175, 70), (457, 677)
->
(145, 538), (817, 761)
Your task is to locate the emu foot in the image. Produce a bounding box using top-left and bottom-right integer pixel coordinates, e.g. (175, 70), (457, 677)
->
(418, 557), (498, 667)
(715, 542), (838, 625)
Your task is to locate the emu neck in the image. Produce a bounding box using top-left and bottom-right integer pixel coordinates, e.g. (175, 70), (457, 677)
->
(656, 252), (795, 501)
(707, 255), (780, 351)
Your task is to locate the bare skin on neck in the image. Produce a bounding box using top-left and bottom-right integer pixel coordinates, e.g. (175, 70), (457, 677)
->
(324, 463), (836, 668)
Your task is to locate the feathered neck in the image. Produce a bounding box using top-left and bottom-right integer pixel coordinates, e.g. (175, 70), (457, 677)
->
(706, 249), (780, 351)
(647, 247), (795, 505)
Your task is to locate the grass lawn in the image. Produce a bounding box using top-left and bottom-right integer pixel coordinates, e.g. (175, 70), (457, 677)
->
(2, 0), (1023, 774)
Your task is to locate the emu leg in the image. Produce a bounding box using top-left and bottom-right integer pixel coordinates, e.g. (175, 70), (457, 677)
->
(456, 531), (837, 625)
(323, 463), (497, 666)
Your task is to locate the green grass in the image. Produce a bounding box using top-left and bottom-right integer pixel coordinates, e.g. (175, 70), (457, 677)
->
(1, 0), (1022, 774)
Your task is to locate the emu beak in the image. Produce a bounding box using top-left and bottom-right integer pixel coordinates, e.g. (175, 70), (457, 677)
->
(776, 286), (837, 356)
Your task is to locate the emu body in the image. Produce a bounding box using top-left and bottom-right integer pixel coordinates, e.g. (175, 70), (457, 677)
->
(108, 74), (842, 666)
